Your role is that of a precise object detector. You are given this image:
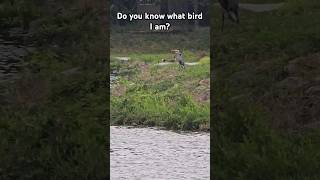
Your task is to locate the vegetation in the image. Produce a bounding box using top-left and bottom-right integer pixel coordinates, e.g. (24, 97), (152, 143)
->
(212, 0), (320, 179)
(110, 0), (211, 131)
(0, 0), (108, 179)
(111, 28), (210, 131)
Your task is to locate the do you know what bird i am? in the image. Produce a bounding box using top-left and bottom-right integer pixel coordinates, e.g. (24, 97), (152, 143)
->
(116, 12), (203, 31)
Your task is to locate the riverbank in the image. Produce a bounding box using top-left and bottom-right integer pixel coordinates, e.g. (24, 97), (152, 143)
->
(111, 28), (210, 131)
(213, 0), (320, 179)
(0, 1), (108, 179)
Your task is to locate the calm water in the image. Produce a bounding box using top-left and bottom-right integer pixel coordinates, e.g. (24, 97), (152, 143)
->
(0, 30), (33, 84)
(111, 126), (210, 180)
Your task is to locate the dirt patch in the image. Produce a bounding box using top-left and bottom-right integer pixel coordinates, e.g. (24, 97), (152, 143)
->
(112, 84), (127, 97)
(192, 78), (210, 103)
(263, 53), (320, 131)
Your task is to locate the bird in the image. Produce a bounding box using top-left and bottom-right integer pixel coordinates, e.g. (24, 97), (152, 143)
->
(218, 0), (240, 31)
(172, 49), (185, 69)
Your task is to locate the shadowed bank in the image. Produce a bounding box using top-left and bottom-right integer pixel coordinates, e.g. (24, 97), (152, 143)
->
(212, 0), (320, 179)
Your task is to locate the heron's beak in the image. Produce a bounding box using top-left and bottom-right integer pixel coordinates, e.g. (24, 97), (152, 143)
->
(171, 49), (179, 53)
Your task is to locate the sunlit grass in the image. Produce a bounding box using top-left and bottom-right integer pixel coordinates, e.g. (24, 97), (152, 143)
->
(110, 28), (210, 131)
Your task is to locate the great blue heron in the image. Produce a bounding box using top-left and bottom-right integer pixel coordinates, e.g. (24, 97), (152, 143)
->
(172, 49), (185, 69)
(218, 0), (239, 31)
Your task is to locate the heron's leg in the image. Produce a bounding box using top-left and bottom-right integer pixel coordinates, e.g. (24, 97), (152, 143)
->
(236, 10), (240, 24)
(221, 12), (225, 32)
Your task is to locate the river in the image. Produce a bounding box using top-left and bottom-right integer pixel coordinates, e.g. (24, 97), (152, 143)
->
(111, 126), (210, 180)
(0, 28), (34, 101)
(0, 28), (34, 83)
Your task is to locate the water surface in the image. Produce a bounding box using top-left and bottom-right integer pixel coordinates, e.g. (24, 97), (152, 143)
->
(111, 126), (210, 180)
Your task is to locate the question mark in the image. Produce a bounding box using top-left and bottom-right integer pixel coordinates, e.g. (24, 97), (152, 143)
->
(166, 23), (171, 30)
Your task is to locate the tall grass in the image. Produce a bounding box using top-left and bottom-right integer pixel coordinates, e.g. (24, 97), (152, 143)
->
(111, 50), (210, 131)
(0, 1), (108, 179)
(112, 86), (209, 131)
(212, 0), (320, 178)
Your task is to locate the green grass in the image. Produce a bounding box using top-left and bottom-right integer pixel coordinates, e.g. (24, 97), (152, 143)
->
(0, 1), (108, 179)
(124, 51), (201, 63)
(112, 87), (210, 130)
(212, 0), (320, 179)
(212, 0), (320, 119)
(110, 29), (210, 131)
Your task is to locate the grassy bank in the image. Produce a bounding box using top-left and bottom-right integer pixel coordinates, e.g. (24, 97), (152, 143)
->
(0, 1), (108, 179)
(111, 28), (210, 131)
(212, 0), (320, 179)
